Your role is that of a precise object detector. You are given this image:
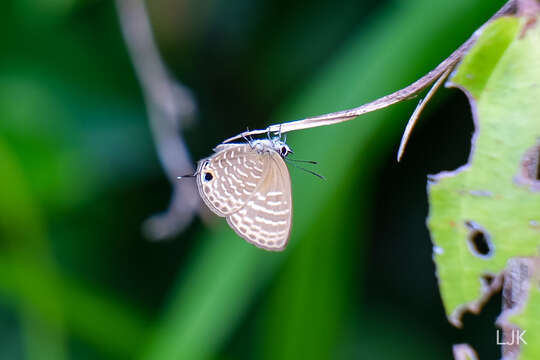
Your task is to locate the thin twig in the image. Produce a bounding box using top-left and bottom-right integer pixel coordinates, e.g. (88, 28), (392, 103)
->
(116, 0), (202, 240)
(223, 0), (517, 144)
(396, 66), (453, 162)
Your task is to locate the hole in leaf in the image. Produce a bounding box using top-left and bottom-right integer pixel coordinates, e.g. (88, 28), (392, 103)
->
(470, 231), (490, 255)
(465, 221), (493, 258)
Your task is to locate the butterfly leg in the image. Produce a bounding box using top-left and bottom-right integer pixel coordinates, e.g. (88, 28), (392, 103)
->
(243, 127), (255, 149)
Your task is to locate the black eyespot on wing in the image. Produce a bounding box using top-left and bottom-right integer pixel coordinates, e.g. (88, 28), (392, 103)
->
(204, 172), (213, 182)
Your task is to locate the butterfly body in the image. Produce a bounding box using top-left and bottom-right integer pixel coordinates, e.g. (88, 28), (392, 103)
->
(196, 138), (292, 251)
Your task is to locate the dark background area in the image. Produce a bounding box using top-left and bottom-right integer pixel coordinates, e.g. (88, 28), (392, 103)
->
(0, 0), (507, 359)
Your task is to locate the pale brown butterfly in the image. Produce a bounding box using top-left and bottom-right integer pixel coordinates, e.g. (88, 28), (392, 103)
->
(193, 138), (293, 251)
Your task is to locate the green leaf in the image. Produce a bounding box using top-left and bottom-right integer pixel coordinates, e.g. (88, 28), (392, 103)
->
(428, 14), (540, 338)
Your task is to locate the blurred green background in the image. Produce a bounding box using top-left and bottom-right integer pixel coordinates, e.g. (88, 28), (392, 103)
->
(0, 0), (509, 359)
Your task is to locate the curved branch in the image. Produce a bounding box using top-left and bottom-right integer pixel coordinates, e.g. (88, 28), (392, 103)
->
(223, 0), (517, 144)
(116, 0), (202, 240)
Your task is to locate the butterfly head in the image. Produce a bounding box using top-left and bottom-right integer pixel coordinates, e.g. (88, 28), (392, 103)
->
(277, 142), (292, 158)
(251, 138), (293, 158)
(270, 138), (292, 158)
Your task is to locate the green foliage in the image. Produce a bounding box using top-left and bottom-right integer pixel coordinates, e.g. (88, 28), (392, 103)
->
(428, 14), (540, 357)
(0, 0), (519, 359)
(141, 1), (508, 359)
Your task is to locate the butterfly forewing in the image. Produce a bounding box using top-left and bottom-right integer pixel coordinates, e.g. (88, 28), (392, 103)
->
(196, 144), (267, 216)
(226, 151), (292, 251)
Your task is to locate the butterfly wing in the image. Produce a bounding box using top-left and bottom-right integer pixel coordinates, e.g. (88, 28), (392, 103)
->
(196, 144), (267, 217)
(226, 151), (292, 251)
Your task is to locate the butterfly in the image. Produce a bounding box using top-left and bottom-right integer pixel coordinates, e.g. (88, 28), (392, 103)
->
(194, 138), (293, 251)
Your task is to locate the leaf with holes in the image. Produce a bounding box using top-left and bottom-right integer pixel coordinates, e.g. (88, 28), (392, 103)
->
(427, 13), (540, 341)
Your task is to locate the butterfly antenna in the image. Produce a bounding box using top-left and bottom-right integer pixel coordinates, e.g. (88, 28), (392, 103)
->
(177, 173), (197, 180)
(287, 158), (318, 164)
(285, 159), (326, 180)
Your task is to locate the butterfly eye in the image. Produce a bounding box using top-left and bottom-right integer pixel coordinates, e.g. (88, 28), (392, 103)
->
(204, 172), (214, 182)
(280, 146), (288, 156)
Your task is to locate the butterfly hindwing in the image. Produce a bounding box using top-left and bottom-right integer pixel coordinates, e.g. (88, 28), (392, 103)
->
(226, 151), (292, 251)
